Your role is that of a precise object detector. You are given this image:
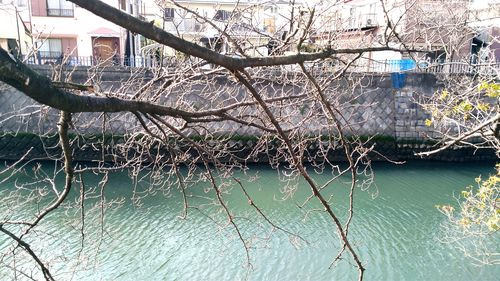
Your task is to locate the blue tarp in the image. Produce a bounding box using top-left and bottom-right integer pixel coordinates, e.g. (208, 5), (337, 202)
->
(399, 59), (416, 71)
(391, 73), (406, 89)
(390, 59), (415, 88)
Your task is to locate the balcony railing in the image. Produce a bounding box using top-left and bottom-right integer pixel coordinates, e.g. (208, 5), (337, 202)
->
(164, 18), (204, 33)
(37, 51), (63, 59)
(347, 13), (378, 30)
(47, 8), (74, 17)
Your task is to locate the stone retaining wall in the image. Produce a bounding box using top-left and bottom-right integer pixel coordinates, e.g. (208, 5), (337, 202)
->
(0, 65), (495, 161)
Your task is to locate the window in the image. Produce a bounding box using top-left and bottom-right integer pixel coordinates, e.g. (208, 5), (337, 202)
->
(37, 38), (62, 58)
(47, 0), (74, 17)
(349, 7), (356, 28)
(31, 0), (47, 16)
(119, 0), (126, 11)
(266, 6), (277, 14)
(7, 39), (20, 58)
(2, 0), (26, 4)
(164, 7), (174, 21)
(366, 3), (376, 26)
(213, 10), (231, 21)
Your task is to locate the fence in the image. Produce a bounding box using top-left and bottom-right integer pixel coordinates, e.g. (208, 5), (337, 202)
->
(352, 59), (500, 75)
(22, 53), (500, 75)
(23, 55), (181, 69)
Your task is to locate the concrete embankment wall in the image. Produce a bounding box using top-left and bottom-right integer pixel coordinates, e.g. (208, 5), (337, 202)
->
(0, 65), (495, 161)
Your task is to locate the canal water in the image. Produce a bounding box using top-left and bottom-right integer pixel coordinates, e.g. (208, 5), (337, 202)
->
(0, 161), (498, 280)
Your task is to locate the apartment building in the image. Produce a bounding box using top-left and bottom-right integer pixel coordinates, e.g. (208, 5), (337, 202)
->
(140, 0), (304, 57)
(28, 0), (142, 65)
(313, 0), (390, 60)
(314, 0), (486, 68)
(469, 0), (500, 62)
(1, 0), (307, 66)
(315, 0), (500, 66)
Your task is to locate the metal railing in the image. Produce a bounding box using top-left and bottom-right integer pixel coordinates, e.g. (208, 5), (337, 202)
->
(164, 18), (203, 33)
(347, 13), (378, 29)
(24, 54), (181, 68)
(23, 54), (500, 75)
(37, 51), (63, 59)
(47, 8), (74, 17)
(352, 59), (500, 75)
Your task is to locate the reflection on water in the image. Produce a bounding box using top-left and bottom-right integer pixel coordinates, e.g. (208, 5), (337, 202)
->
(0, 161), (498, 280)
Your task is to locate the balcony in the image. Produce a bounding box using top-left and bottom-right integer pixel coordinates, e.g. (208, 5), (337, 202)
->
(347, 13), (378, 30)
(164, 18), (204, 33)
(37, 51), (62, 59)
(47, 8), (74, 17)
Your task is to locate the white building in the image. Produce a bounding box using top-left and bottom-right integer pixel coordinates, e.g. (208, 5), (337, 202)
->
(0, 0), (32, 58)
(28, 0), (141, 65)
(140, 0), (306, 57)
(468, 0), (500, 62)
(313, 0), (480, 69)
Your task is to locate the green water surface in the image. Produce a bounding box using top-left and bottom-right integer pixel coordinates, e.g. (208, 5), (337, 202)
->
(0, 161), (498, 281)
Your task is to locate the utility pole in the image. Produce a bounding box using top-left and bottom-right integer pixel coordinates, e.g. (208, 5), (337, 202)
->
(127, 0), (135, 66)
(14, 4), (22, 57)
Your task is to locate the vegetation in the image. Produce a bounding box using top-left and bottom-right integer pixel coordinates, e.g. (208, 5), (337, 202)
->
(437, 164), (499, 265)
(422, 80), (499, 265)
(0, 0), (498, 280)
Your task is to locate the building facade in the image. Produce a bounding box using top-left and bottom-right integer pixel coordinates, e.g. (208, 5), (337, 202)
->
(3, 0), (496, 70)
(311, 0), (500, 72)
(24, 0), (142, 65)
(140, 0), (305, 58)
(468, 0), (500, 62)
(0, 0), (32, 58)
